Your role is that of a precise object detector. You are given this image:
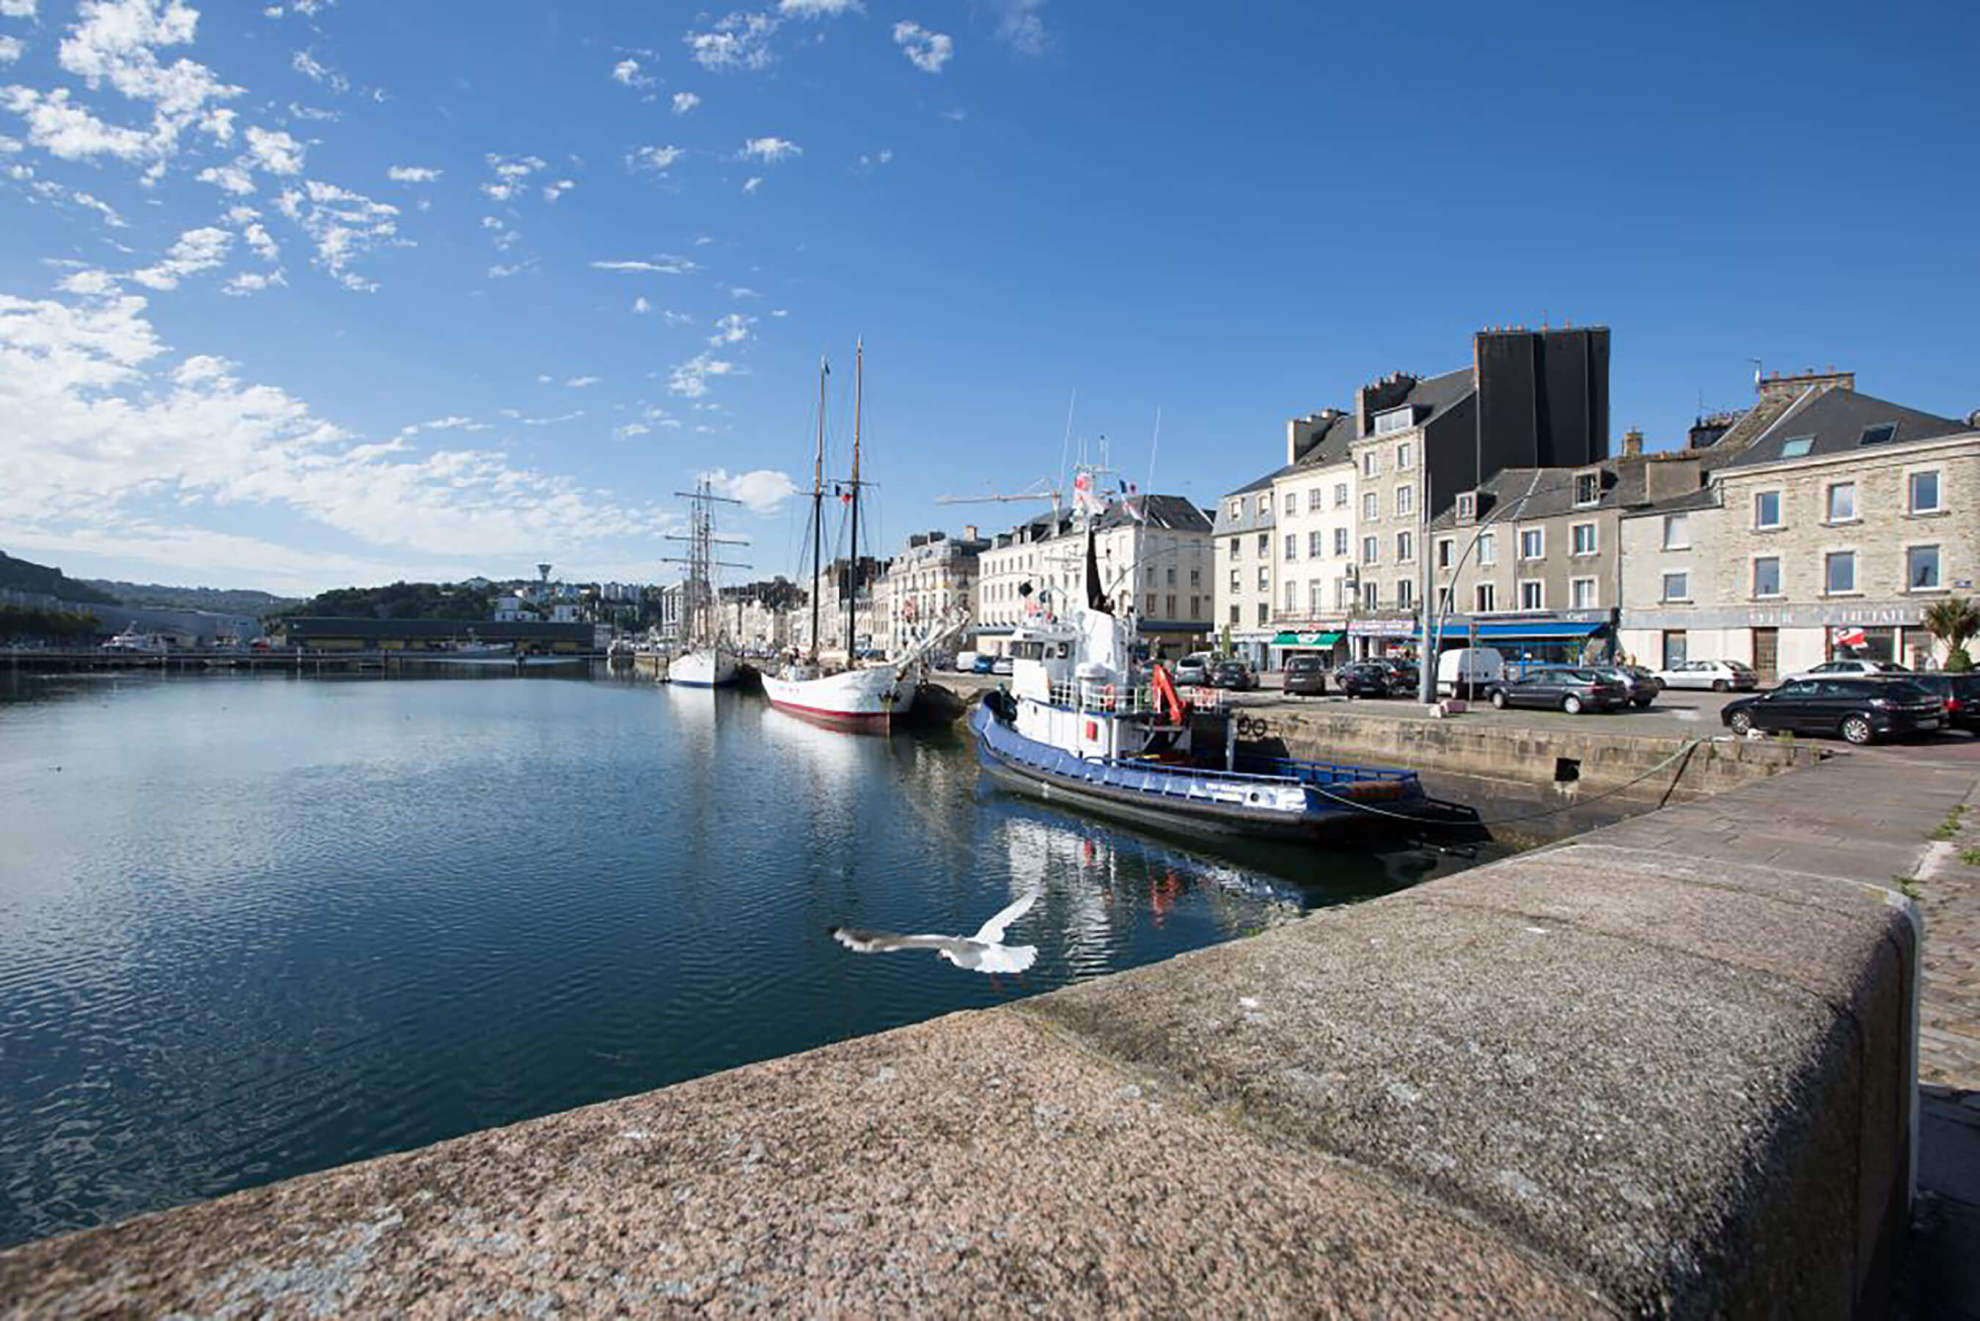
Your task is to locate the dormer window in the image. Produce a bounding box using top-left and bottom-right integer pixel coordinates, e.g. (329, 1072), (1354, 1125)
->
(1455, 491), (1477, 523)
(1573, 469), (1600, 507)
(1373, 406), (1415, 436)
(1859, 423), (1897, 446)
(1779, 436), (1814, 458)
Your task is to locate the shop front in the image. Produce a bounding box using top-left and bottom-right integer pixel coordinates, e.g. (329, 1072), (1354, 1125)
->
(1422, 609), (1616, 672)
(1348, 615), (1419, 662)
(1618, 602), (1944, 683)
(1268, 626), (1347, 670)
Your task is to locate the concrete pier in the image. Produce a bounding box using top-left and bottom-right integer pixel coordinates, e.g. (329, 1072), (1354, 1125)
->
(0, 749), (1966, 1317)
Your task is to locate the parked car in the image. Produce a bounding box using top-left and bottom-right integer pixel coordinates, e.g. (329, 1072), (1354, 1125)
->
(1783, 658), (1912, 682)
(1485, 667), (1630, 714)
(1173, 652), (1214, 685)
(1335, 661), (1406, 699)
(1721, 677), (1944, 744)
(1653, 659), (1758, 692)
(1586, 663), (1662, 708)
(1282, 654), (1328, 697)
(990, 655), (1014, 676)
(1435, 646), (1504, 698)
(1894, 673), (1980, 735)
(971, 653), (996, 674)
(1207, 660), (1258, 691)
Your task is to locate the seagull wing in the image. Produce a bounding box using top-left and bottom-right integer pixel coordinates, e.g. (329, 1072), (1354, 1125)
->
(971, 890), (1038, 945)
(970, 942), (1038, 975)
(829, 926), (955, 956)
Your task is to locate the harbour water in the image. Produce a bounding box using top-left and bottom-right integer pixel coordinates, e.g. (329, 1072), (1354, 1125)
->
(0, 670), (1480, 1248)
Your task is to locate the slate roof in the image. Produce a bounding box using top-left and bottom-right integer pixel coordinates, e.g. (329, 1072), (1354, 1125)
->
(1288, 410), (1358, 469)
(1722, 389), (1970, 469)
(1098, 493), (1212, 533)
(1395, 366), (1477, 427)
(1427, 459), (1647, 531)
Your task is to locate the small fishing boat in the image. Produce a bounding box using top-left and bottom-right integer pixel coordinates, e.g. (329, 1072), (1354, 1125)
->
(970, 501), (1463, 841)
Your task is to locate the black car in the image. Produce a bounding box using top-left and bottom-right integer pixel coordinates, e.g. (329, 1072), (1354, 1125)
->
(1335, 661), (1405, 699)
(1206, 660), (1258, 691)
(1894, 673), (1980, 735)
(1486, 667), (1629, 714)
(1282, 654), (1328, 697)
(1721, 678), (1944, 744)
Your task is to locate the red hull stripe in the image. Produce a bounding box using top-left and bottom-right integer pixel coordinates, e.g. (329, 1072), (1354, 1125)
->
(767, 697), (893, 732)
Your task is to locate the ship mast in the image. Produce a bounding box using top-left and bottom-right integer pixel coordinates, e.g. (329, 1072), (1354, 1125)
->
(845, 338), (863, 665)
(809, 357), (826, 662)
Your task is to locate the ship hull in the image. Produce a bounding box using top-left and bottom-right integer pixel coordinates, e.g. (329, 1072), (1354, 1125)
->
(671, 647), (737, 688)
(761, 666), (905, 733)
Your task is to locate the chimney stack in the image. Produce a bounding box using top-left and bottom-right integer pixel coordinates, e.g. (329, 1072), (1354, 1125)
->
(1623, 428), (1644, 458)
(964, 524), (978, 542)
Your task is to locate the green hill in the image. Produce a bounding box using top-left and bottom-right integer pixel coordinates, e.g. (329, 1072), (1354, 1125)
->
(0, 550), (119, 606)
(83, 579), (302, 616)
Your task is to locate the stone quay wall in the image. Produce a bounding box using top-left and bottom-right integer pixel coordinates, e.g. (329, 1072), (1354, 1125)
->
(0, 751), (1965, 1317)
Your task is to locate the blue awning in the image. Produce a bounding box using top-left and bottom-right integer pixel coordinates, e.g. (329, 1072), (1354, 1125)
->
(1466, 621), (1606, 641)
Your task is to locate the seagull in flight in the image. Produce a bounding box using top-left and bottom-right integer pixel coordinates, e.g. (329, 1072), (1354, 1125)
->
(829, 890), (1039, 974)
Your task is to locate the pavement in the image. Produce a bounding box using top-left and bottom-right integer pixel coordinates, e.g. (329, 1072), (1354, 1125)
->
(1, 747), (1964, 1317)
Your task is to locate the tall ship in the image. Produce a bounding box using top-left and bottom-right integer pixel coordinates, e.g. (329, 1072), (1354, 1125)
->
(665, 479), (743, 688)
(969, 480), (1468, 840)
(761, 342), (958, 732)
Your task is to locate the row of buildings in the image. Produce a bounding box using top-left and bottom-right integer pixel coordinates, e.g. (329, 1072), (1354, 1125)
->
(698, 327), (1975, 683)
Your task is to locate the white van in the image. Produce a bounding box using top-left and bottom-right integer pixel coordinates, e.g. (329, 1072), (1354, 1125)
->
(954, 650), (979, 673)
(1436, 646), (1505, 698)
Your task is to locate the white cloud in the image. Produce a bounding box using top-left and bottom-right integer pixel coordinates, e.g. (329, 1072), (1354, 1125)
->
(769, 308), (788, 318)
(661, 309), (691, 326)
(730, 286), (759, 298)
(609, 58), (653, 89)
(481, 152), (546, 201)
(487, 261), (530, 279)
(892, 21), (953, 73)
(632, 296), (650, 314)
(738, 135), (799, 163)
(58, 268), (117, 295)
(708, 312), (753, 346)
(777, 0), (860, 15)
(0, 1), (36, 17)
(856, 147), (893, 171)
(671, 91), (700, 115)
(290, 48), (347, 93)
(741, 175), (761, 194)
(275, 179), (400, 291)
(992, 0), (1047, 54)
(0, 36), (22, 63)
(541, 178), (574, 202)
(629, 144), (682, 173)
(222, 269), (284, 296)
(4, 86), (154, 161)
(614, 422), (649, 439)
(244, 124), (305, 174)
(0, 292), (674, 591)
(685, 11), (777, 72)
(130, 225), (232, 290)
(668, 351), (734, 398)
(708, 467), (795, 514)
(564, 375), (599, 388)
(197, 162), (255, 194)
(591, 256), (696, 275)
(386, 164), (439, 182)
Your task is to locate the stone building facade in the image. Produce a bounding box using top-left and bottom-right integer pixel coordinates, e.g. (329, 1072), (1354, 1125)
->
(882, 529), (989, 656)
(1213, 473), (1277, 667)
(1264, 411), (1358, 666)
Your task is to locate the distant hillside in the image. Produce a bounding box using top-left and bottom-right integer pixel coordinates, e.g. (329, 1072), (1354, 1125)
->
(0, 550), (118, 606)
(288, 581), (495, 621)
(84, 579), (303, 617)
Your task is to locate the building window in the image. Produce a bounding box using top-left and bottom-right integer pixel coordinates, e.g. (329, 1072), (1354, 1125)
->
(1190, 594), (1200, 617)
(1307, 489), (1324, 512)
(1363, 491), (1379, 521)
(1310, 580), (1325, 613)
(1827, 482), (1856, 523)
(1663, 513), (1689, 550)
(1333, 483), (1348, 508)
(1257, 567), (1269, 590)
(1475, 582), (1496, 612)
(1753, 556), (1782, 598)
(1146, 563), (1157, 584)
(1361, 451), (1379, 478)
(1165, 566), (1176, 586)
(1396, 530), (1414, 562)
(1334, 527), (1348, 556)
(1361, 581), (1379, 610)
(1284, 581), (1297, 611)
(1456, 491), (1476, 522)
(1257, 532), (1269, 555)
(1570, 521), (1597, 556)
(1662, 571), (1689, 602)
(1753, 490), (1782, 529)
(1308, 530), (1324, 558)
(1910, 470), (1942, 514)
(1190, 568), (1201, 587)
(1779, 436), (1814, 458)
(1397, 579), (1413, 608)
(1436, 537), (1453, 570)
(1396, 441), (1414, 470)
(1229, 603), (1240, 625)
(1229, 568), (1240, 591)
(1230, 536), (1241, 559)
(1859, 422), (1898, 447)
(1257, 602), (1268, 626)
(1285, 493), (1297, 516)
(1518, 528), (1544, 560)
(1573, 470), (1600, 506)
(1373, 407), (1412, 437)
(1361, 535), (1379, 565)
(1228, 500), (1241, 521)
(1909, 545), (1941, 591)
(1284, 534), (1297, 562)
(1395, 484), (1414, 517)
(1570, 577), (1597, 609)
(1825, 550), (1856, 594)
(1517, 579), (1543, 610)
(1477, 532), (1496, 566)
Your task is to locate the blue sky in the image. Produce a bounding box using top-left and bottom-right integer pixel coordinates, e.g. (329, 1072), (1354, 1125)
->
(1, 0), (1974, 594)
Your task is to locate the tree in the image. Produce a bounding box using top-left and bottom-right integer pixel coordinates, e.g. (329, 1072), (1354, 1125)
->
(1923, 596), (1980, 672)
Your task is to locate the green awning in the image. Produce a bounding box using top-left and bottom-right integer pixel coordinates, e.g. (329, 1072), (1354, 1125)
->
(1271, 630), (1342, 646)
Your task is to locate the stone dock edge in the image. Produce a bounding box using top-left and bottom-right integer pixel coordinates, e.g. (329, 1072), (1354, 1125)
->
(2, 751), (1968, 1318)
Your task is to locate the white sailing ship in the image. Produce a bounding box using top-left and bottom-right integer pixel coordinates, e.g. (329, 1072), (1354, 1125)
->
(665, 478), (742, 688)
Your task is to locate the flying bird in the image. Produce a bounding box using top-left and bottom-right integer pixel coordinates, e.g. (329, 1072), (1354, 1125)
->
(829, 890), (1039, 974)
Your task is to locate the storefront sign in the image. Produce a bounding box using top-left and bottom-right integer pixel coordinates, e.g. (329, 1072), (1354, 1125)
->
(1347, 616), (1417, 638)
(1622, 601), (1924, 630)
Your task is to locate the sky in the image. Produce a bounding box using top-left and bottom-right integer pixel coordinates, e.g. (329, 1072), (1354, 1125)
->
(0, 0), (1975, 595)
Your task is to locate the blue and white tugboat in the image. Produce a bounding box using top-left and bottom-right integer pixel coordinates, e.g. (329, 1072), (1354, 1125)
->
(970, 524), (1457, 841)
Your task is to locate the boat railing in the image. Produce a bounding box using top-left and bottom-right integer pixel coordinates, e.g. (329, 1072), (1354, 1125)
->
(1046, 679), (1227, 716)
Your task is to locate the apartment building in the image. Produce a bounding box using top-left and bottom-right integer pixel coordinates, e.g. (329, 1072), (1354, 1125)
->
(976, 511), (1071, 655)
(1264, 410), (1357, 667)
(1620, 385), (1980, 679)
(1212, 473), (1277, 667)
(882, 529), (989, 656)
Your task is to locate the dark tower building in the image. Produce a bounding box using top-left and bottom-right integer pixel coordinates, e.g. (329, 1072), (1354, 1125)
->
(1473, 326), (1610, 477)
